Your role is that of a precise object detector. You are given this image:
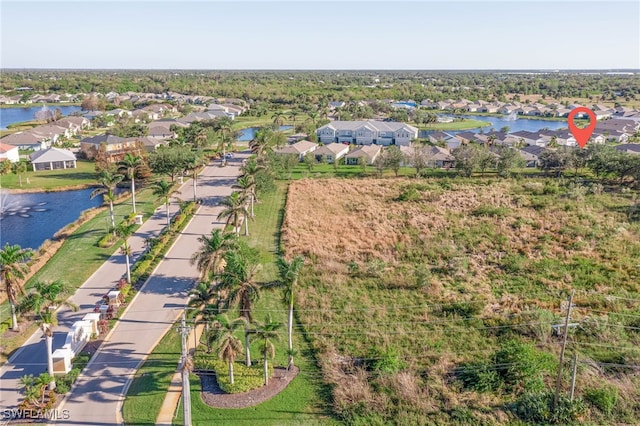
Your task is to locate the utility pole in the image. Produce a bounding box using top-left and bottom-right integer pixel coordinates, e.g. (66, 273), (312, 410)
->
(569, 352), (578, 401)
(553, 289), (575, 411)
(178, 309), (192, 426)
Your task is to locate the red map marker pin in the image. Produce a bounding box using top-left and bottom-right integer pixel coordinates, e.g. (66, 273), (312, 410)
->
(568, 107), (597, 149)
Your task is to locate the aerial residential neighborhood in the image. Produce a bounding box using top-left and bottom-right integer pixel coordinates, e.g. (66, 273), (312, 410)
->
(0, 0), (639, 425)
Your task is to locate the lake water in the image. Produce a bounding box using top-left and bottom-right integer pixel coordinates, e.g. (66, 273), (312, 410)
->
(419, 114), (568, 137)
(0, 105), (84, 130)
(0, 188), (106, 250)
(237, 125), (293, 141)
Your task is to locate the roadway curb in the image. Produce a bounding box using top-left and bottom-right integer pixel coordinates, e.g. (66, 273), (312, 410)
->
(50, 206), (197, 426)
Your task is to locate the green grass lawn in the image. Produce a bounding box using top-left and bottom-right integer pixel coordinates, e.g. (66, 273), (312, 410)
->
(1, 159), (97, 190)
(122, 328), (181, 425)
(125, 182), (335, 425)
(0, 188), (160, 362)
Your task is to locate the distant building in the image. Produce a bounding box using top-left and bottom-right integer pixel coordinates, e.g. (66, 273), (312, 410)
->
(0, 142), (20, 163)
(316, 120), (418, 146)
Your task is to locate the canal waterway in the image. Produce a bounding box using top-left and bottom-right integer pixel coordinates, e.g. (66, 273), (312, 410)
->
(0, 188), (105, 250)
(419, 114), (568, 138)
(0, 105), (84, 130)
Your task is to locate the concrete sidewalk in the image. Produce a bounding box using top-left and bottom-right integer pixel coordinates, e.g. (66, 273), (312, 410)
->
(49, 153), (249, 425)
(0, 182), (181, 410)
(155, 323), (205, 425)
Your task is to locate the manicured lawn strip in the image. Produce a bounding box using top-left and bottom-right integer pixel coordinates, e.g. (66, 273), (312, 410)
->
(26, 188), (158, 288)
(122, 327), (181, 425)
(1, 159), (98, 190)
(0, 189), (159, 362)
(172, 182), (336, 425)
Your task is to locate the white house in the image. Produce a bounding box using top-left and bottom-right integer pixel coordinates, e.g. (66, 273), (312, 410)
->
(0, 142), (20, 163)
(345, 145), (382, 165)
(316, 120), (418, 146)
(29, 147), (77, 171)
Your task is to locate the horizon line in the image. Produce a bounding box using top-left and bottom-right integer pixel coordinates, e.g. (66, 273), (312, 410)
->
(2, 68), (639, 73)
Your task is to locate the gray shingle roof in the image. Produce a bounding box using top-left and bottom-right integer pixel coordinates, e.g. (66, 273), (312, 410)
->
(29, 147), (76, 163)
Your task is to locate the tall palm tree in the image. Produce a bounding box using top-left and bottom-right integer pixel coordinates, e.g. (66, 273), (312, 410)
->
(152, 179), (180, 229)
(0, 243), (34, 331)
(19, 280), (77, 390)
(118, 153), (143, 213)
(216, 192), (249, 236)
(252, 314), (283, 386)
(305, 112), (319, 128)
(188, 281), (217, 352)
(115, 222), (136, 283)
(288, 111), (299, 128)
(216, 248), (261, 366)
(186, 154), (206, 202)
(240, 160), (265, 203)
(250, 127), (274, 158)
(272, 255), (304, 370)
(232, 175), (256, 218)
(90, 170), (123, 235)
(190, 229), (237, 282)
(212, 314), (246, 384)
(272, 111), (286, 127)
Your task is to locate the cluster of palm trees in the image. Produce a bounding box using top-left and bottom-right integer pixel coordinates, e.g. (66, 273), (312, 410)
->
(188, 156), (304, 386)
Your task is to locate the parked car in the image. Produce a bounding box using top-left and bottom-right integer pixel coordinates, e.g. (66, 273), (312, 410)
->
(225, 153), (234, 159)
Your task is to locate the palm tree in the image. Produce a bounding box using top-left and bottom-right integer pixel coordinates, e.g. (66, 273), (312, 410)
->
(217, 192), (249, 236)
(19, 280), (77, 390)
(186, 154), (206, 202)
(240, 160), (265, 203)
(0, 243), (34, 331)
(232, 175), (256, 218)
(252, 314), (283, 386)
(188, 281), (217, 351)
(190, 229), (237, 282)
(215, 248), (261, 366)
(272, 111), (285, 127)
(212, 314), (245, 384)
(305, 112), (319, 128)
(152, 179), (180, 229)
(90, 170), (123, 235)
(288, 111), (299, 128)
(115, 222), (136, 283)
(118, 153), (143, 213)
(271, 255), (304, 370)
(250, 127), (274, 158)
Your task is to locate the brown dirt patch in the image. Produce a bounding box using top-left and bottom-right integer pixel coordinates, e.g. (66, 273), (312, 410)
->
(198, 367), (299, 408)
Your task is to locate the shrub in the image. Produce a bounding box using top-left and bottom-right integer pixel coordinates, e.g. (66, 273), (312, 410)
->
(97, 233), (117, 248)
(471, 205), (510, 217)
(441, 302), (482, 319)
(457, 361), (502, 393)
(494, 340), (553, 393)
(513, 391), (586, 424)
(585, 386), (618, 415)
(397, 185), (421, 202)
(194, 356), (271, 394)
(368, 347), (407, 375)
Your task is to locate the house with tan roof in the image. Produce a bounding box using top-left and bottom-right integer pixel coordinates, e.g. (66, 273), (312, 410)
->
(345, 145), (382, 165)
(275, 140), (318, 161)
(313, 143), (349, 163)
(0, 131), (49, 150)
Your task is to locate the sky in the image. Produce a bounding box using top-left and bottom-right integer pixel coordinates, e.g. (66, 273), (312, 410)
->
(1, 0), (639, 70)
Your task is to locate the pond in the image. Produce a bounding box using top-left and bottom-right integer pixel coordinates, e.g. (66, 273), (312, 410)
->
(0, 188), (107, 250)
(237, 125), (293, 141)
(419, 114), (569, 137)
(0, 105), (84, 130)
